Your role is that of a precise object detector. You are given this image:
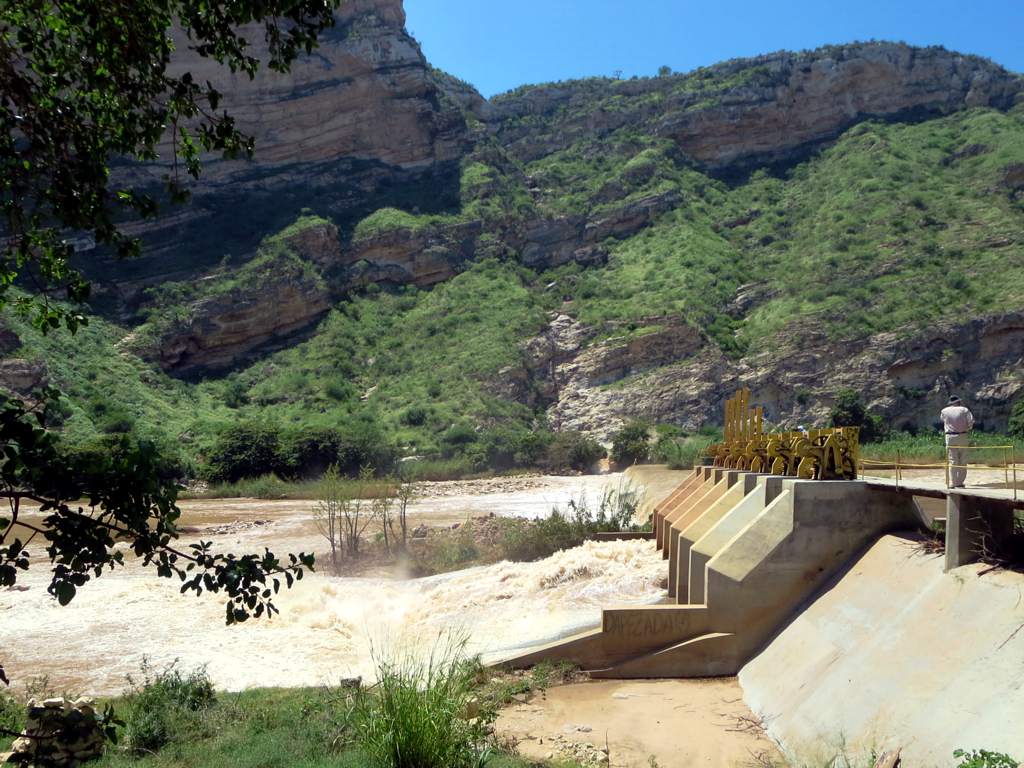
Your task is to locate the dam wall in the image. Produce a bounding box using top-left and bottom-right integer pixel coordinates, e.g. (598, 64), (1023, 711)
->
(740, 533), (1024, 765)
(504, 466), (1024, 763)
(505, 469), (919, 676)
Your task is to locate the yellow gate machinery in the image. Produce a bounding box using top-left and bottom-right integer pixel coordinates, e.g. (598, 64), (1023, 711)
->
(706, 388), (860, 480)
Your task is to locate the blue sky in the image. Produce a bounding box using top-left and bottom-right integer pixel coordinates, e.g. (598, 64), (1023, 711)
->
(403, 0), (1024, 97)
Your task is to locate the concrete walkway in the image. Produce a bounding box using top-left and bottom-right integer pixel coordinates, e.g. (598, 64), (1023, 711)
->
(864, 476), (1024, 508)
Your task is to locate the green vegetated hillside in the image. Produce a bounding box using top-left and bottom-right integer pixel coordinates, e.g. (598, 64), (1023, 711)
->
(7, 65), (1024, 479)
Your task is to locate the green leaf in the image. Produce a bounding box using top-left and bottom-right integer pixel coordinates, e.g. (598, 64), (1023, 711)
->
(54, 581), (76, 606)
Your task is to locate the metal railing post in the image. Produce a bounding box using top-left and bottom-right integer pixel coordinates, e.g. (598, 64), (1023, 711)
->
(944, 445), (950, 489)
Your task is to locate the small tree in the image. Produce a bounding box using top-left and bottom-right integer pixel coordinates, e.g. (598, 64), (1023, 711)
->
(395, 475), (415, 552)
(611, 421), (651, 466)
(658, 64), (673, 77)
(313, 464), (345, 573)
(829, 389), (889, 443)
(373, 479), (397, 555)
(1008, 398), (1024, 440)
(340, 467), (376, 559)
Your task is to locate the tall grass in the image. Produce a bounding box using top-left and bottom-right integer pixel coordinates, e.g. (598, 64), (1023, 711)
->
(652, 434), (716, 469)
(345, 635), (492, 768)
(861, 431), (1018, 465)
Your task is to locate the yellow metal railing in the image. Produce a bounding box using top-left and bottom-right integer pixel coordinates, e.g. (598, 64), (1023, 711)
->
(859, 444), (1018, 500)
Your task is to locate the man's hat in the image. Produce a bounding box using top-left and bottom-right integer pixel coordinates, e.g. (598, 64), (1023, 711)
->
(948, 395), (962, 404)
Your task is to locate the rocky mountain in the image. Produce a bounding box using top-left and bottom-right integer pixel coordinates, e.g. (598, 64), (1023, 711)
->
(8, 0), (1024, 462)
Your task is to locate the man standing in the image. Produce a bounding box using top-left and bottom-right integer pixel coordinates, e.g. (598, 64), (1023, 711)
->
(941, 396), (975, 488)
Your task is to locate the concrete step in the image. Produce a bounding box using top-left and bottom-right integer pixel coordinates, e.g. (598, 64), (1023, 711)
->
(591, 632), (739, 679)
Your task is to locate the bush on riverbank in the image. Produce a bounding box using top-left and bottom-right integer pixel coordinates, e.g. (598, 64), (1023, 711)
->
(610, 421), (651, 467)
(411, 482), (646, 575)
(121, 661), (216, 754)
(204, 419), (398, 483)
(651, 429), (718, 469)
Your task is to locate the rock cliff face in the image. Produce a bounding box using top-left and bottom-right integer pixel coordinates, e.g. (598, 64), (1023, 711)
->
(95, 0), (470, 290)
(487, 43), (1022, 171)
(518, 311), (1024, 441)
(149, 277), (331, 376)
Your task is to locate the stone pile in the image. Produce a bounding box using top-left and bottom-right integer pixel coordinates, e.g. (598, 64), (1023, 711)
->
(1, 697), (106, 767)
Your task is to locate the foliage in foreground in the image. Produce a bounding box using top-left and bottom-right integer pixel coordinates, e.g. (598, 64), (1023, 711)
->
(344, 637), (491, 768)
(0, 393), (314, 687)
(953, 748), (1021, 768)
(50, 655), (584, 768)
(0, 0), (340, 332)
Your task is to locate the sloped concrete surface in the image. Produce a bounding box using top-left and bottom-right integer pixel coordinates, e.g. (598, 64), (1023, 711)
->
(740, 534), (1024, 766)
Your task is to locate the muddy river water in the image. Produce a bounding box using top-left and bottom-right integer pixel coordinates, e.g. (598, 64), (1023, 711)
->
(1, 473), (668, 695)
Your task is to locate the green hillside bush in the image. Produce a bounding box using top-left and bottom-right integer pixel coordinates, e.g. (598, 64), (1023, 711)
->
(611, 421), (652, 466)
(1008, 398), (1024, 439)
(829, 389), (889, 443)
(204, 422), (283, 483)
(543, 431), (606, 472)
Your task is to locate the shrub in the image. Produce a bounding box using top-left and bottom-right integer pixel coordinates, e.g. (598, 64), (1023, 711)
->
(400, 406), (428, 427)
(206, 418), (396, 482)
(122, 661), (215, 755)
(336, 417), (397, 475)
(204, 422), (282, 483)
(0, 690), (23, 746)
(398, 458), (481, 482)
(953, 748), (1020, 768)
(479, 426), (552, 470)
(345, 637), (492, 768)
(543, 431), (606, 472)
(98, 407), (136, 434)
(829, 389), (889, 443)
(499, 482), (642, 561)
(610, 420), (651, 466)
(652, 433), (714, 469)
(203, 473), (292, 499)
(223, 379), (250, 408)
(1009, 398), (1024, 440)
(281, 426), (345, 479)
(440, 421), (478, 458)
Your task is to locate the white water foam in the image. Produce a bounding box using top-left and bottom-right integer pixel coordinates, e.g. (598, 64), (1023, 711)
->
(1, 539), (665, 695)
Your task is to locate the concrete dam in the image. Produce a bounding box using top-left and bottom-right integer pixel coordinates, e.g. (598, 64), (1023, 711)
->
(504, 465), (1024, 764)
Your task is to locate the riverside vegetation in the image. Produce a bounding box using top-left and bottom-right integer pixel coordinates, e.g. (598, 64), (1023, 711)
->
(0, 650), (589, 768)
(2, 656), (1017, 768)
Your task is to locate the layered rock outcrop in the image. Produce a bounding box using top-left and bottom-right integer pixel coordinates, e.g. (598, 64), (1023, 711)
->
(520, 311), (1024, 441)
(488, 43), (1022, 171)
(150, 277), (331, 376)
(97, 0), (471, 287)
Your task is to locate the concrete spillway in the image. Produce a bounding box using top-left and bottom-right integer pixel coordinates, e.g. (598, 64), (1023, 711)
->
(502, 466), (1024, 764)
(506, 467), (918, 677)
(741, 532), (1024, 764)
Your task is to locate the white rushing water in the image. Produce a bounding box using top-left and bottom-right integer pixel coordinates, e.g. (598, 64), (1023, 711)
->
(0, 476), (667, 695)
